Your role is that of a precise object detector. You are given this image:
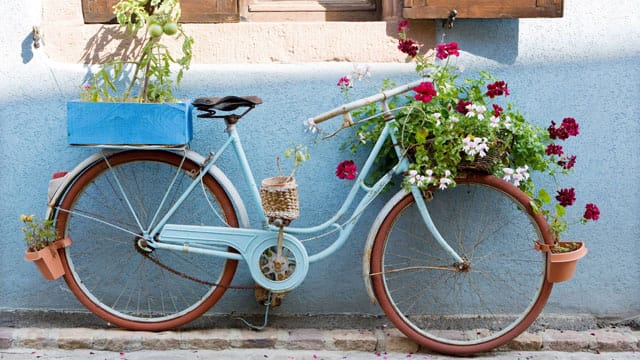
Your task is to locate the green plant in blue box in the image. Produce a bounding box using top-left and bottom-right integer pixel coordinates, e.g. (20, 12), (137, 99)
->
(68, 0), (194, 146)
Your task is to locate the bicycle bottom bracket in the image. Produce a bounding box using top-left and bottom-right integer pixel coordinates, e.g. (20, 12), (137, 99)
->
(248, 235), (309, 293)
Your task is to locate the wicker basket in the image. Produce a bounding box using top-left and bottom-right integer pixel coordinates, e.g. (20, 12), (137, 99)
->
(457, 139), (509, 173)
(260, 176), (299, 224)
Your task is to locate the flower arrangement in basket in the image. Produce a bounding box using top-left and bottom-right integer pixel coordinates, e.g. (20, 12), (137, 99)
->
(260, 144), (310, 225)
(307, 21), (600, 261)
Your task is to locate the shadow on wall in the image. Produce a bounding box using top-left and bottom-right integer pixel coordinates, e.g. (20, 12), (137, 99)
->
(436, 19), (519, 65)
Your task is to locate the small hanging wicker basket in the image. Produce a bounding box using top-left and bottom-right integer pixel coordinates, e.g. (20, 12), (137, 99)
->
(260, 176), (300, 225)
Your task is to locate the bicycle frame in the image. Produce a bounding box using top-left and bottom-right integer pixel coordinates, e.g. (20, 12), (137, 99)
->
(54, 79), (464, 292)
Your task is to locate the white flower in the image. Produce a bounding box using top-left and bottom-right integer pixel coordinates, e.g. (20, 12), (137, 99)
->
(502, 167), (514, 182)
(433, 113), (441, 126)
(503, 116), (512, 129)
(490, 115), (500, 128)
(352, 64), (371, 80)
(425, 169), (434, 183)
(462, 135), (489, 157)
(358, 132), (367, 144)
(449, 115), (459, 124)
(475, 105), (487, 120)
(303, 118), (318, 133)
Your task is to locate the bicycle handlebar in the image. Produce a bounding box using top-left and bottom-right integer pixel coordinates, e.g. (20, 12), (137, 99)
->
(309, 79), (424, 125)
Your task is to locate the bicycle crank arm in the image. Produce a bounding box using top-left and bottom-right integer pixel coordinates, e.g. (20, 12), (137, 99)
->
(158, 224), (309, 293)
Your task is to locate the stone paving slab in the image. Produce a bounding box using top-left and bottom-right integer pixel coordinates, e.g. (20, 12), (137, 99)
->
(0, 327), (638, 354)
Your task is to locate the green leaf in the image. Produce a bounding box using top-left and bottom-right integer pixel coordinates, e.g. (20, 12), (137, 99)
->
(538, 188), (551, 204)
(555, 204), (566, 218)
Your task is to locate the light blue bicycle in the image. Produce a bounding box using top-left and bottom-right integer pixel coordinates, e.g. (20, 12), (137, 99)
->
(48, 80), (555, 355)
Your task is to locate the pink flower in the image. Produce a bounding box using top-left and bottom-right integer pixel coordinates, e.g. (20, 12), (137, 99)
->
(486, 80), (510, 98)
(398, 38), (419, 57)
(412, 82), (437, 103)
(436, 42), (460, 60)
(337, 76), (352, 88)
(583, 203), (600, 221)
(556, 188), (576, 207)
(336, 160), (358, 180)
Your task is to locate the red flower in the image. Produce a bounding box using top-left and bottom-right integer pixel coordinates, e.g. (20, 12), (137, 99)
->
(545, 144), (564, 156)
(485, 80), (510, 98)
(492, 104), (503, 117)
(555, 188), (576, 207)
(548, 118), (580, 140)
(456, 99), (472, 114)
(398, 38), (419, 57)
(397, 20), (409, 33)
(336, 160), (358, 180)
(583, 203), (600, 221)
(558, 155), (577, 170)
(561, 117), (580, 136)
(412, 82), (437, 103)
(548, 120), (569, 140)
(436, 42), (460, 60)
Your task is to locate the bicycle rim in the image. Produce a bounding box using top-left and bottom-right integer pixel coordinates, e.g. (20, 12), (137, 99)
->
(371, 174), (553, 355)
(55, 150), (239, 331)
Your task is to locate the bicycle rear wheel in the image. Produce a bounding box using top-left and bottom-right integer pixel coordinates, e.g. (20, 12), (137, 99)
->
(370, 174), (553, 355)
(54, 150), (240, 331)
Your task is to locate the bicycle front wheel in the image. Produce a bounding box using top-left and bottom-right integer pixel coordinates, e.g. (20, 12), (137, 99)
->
(54, 150), (240, 331)
(370, 174), (554, 355)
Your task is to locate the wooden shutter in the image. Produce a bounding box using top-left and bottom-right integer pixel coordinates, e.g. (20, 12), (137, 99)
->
(403, 0), (563, 19)
(81, 0), (239, 23)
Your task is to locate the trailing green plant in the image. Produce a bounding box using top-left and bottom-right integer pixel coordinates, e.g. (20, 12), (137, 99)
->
(21, 215), (59, 252)
(80, 0), (193, 102)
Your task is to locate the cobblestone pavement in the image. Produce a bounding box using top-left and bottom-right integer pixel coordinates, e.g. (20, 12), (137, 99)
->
(1, 348), (639, 360)
(1, 327), (638, 359)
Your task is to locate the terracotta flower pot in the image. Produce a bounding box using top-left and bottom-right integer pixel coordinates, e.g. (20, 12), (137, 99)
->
(535, 241), (588, 283)
(24, 237), (72, 280)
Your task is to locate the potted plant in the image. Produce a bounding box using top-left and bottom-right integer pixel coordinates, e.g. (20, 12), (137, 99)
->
(310, 21), (600, 282)
(67, 0), (194, 146)
(21, 215), (72, 280)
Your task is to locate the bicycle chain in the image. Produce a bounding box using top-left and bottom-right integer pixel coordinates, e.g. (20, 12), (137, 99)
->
(134, 241), (254, 290)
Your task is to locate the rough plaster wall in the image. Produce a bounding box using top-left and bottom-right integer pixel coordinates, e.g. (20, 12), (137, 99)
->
(1, 0), (639, 323)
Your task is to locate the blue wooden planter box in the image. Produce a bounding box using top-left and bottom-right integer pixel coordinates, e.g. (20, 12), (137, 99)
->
(67, 101), (193, 146)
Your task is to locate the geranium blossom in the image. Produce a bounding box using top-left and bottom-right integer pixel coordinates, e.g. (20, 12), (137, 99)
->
(545, 144), (564, 156)
(303, 118), (318, 133)
(412, 82), (437, 103)
(337, 76), (352, 89)
(557, 154), (577, 170)
(456, 99), (471, 114)
(439, 170), (453, 190)
(436, 42), (460, 60)
(556, 188), (576, 207)
(352, 64), (371, 80)
(462, 135), (489, 158)
(502, 166), (529, 186)
(583, 203), (600, 221)
(335, 160), (358, 180)
(398, 38), (419, 57)
(486, 80), (510, 98)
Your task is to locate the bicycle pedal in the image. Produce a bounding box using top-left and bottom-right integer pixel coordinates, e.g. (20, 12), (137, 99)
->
(254, 285), (287, 307)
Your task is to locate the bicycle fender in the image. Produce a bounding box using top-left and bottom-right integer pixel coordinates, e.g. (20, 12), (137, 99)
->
(362, 188), (410, 304)
(46, 149), (250, 229)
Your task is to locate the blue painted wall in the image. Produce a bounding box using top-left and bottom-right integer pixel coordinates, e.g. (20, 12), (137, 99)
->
(1, 0), (638, 323)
